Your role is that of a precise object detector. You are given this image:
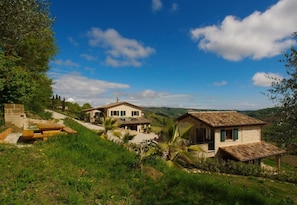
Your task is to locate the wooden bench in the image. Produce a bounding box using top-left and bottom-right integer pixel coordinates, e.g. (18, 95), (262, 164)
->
(21, 123), (77, 142)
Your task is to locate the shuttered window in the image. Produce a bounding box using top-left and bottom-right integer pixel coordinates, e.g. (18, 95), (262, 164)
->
(220, 129), (226, 142)
(234, 128), (238, 141)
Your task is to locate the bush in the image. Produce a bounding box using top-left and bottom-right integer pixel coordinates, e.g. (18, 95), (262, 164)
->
(195, 158), (297, 183)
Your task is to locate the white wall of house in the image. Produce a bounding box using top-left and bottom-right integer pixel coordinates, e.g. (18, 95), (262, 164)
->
(240, 126), (262, 143)
(213, 126), (262, 154)
(107, 104), (142, 118)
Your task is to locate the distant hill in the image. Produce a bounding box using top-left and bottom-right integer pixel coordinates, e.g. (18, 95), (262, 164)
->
(143, 106), (279, 127)
(143, 107), (221, 119)
(240, 107), (279, 123)
(143, 107), (188, 119)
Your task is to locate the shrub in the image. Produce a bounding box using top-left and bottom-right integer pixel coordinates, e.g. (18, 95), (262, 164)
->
(195, 158), (297, 183)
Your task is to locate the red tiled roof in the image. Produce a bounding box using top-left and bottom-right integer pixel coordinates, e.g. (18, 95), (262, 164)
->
(99, 101), (141, 109)
(83, 101), (141, 112)
(178, 111), (265, 127)
(219, 142), (285, 161)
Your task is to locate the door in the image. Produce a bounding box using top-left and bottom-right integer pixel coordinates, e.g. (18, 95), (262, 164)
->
(208, 129), (215, 150)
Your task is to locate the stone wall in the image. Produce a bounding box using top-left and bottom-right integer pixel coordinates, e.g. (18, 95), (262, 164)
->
(4, 104), (27, 130)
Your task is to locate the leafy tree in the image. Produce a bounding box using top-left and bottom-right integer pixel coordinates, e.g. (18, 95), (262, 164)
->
(27, 75), (53, 114)
(158, 121), (203, 168)
(0, 51), (36, 104)
(82, 103), (92, 110)
(268, 32), (297, 147)
(0, 0), (56, 69)
(0, 0), (57, 113)
(66, 102), (83, 119)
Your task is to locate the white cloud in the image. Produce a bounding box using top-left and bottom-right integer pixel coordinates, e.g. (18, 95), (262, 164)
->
(152, 0), (162, 12)
(66, 97), (75, 103)
(49, 72), (273, 110)
(170, 3), (178, 12)
(52, 73), (130, 105)
(140, 89), (159, 98)
(53, 59), (80, 68)
(252, 72), (283, 87)
(190, 0), (297, 61)
(80, 53), (97, 61)
(213, 80), (227, 86)
(68, 37), (79, 46)
(87, 27), (155, 67)
(110, 89), (193, 107)
(105, 56), (141, 67)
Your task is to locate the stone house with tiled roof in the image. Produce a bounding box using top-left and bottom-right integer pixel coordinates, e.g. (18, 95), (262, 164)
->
(176, 111), (285, 168)
(83, 101), (151, 132)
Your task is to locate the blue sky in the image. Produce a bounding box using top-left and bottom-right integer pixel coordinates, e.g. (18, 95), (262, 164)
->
(48, 0), (297, 110)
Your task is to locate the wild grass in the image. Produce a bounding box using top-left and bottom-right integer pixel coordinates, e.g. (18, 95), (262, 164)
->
(0, 118), (296, 204)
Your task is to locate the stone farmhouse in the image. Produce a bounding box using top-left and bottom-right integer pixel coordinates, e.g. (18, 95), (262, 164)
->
(176, 111), (285, 168)
(83, 101), (151, 132)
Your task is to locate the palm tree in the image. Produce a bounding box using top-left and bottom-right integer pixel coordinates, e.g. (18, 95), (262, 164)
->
(101, 117), (118, 140)
(121, 132), (136, 144)
(158, 120), (203, 169)
(113, 131), (136, 147)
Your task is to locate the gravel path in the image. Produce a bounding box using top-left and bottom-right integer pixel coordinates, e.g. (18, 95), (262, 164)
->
(47, 110), (157, 144)
(4, 132), (22, 144)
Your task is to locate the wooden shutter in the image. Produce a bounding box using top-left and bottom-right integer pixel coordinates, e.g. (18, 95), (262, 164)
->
(234, 128), (238, 141)
(220, 129), (225, 142)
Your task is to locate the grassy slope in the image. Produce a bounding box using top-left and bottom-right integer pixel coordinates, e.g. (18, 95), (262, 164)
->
(0, 119), (296, 204)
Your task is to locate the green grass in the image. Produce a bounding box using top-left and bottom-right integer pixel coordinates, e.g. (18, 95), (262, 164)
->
(0, 118), (296, 204)
(264, 156), (297, 172)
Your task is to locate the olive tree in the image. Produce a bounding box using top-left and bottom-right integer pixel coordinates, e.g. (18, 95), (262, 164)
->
(267, 32), (297, 147)
(0, 0), (57, 113)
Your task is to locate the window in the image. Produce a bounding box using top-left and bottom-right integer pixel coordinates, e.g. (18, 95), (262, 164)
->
(220, 130), (226, 142)
(234, 128), (238, 140)
(120, 111), (126, 116)
(111, 111), (119, 116)
(221, 128), (239, 142)
(132, 111), (139, 116)
(226, 130), (233, 140)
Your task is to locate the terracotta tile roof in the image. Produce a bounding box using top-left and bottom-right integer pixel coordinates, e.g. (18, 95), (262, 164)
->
(219, 142), (286, 161)
(100, 101), (141, 109)
(180, 111), (265, 127)
(83, 101), (141, 112)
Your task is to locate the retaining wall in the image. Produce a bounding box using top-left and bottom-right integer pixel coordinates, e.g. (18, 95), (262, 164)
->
(4, 104), (27, 130)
